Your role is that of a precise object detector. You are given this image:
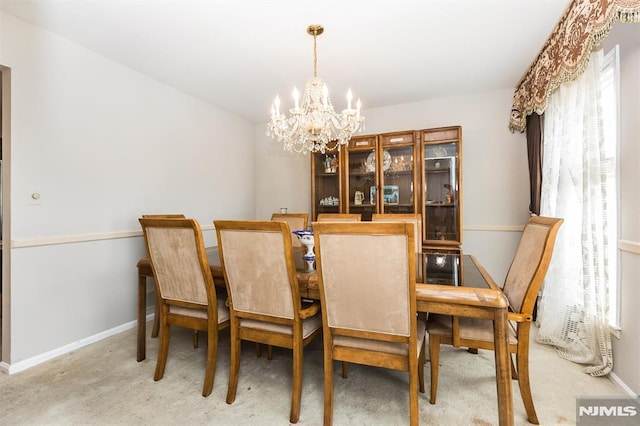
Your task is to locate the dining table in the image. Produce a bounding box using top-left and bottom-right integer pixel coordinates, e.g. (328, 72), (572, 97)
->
(136, 247), (513, 425)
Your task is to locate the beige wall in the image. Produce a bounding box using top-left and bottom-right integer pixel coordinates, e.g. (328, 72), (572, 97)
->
(0, 11), (256, 368)
(255, 88), (531, 284)
(605, 24), (640, 395)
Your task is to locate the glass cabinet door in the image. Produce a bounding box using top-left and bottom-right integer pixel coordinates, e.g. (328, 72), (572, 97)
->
(344, 135), (378, 221)
(378, 131), (418, 214)
(422, 127), (462, 246)
(311, 146), (342, 221)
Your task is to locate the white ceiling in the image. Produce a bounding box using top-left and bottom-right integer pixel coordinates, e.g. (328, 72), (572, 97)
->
(0, 0), (571, 123)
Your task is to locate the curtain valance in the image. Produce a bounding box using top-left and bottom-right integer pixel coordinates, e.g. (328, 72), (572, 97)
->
(509, 0), (640, 133)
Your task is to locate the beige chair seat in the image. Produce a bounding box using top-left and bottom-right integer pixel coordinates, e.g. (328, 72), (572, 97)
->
(241, 314), (321, 338)
(171, 298), (230, 323)
(425, 215), (563, 425)
(427, 314), (517, 345)
(334, 320), (426, 356)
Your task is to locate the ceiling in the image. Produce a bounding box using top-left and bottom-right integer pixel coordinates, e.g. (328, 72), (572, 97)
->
(0, 0), (571, 123)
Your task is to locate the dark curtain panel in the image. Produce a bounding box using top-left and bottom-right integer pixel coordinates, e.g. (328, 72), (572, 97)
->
(526, 113), (544, 215)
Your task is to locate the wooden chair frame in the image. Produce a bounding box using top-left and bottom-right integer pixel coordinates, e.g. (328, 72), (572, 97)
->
(426, 215), (563, 424)
(141, 214), (201, 347)
(372, 213), (423, 253)
(215, 220), (322, 424)
(316, 213), (362, 222)
(139, 217), (229, 397)
(270, 212), (309, 248)
(313, 221), (426, 426)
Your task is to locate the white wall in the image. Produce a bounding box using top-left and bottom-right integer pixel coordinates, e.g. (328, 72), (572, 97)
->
(255, 89), (532, 283)
(254, 126), (311, 219)
(0, 12), (256, 366)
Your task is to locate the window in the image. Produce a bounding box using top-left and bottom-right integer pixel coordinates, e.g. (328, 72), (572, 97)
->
(600, 45), (620, 329)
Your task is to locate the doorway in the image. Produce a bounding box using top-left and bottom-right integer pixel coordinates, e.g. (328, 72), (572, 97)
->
(0, 69), (3, 358)
(0, 65), (10, 365)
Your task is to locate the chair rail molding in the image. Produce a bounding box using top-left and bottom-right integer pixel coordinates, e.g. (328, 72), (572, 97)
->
(619, 239), (640, 255)
(464, 225), (524, 232)
(11, 224), (217, 249)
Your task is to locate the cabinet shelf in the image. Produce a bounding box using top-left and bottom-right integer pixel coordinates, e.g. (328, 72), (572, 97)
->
(383, 170), (413, 176)
(348, 171), (375, 177)
(422, 126), (462, 247)
(312, 126), (461, 246)
(350, 203), (414, 207)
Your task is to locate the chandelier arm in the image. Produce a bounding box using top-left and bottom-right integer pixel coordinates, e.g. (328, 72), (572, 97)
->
(267, 24), (365, 154)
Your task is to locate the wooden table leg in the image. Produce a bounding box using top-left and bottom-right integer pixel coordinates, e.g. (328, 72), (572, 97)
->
(151, 292), (160, 338)
(493, 306), (514, 426)
(137, 273), (147, 362)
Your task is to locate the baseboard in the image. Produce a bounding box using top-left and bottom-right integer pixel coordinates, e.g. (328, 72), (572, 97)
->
(0, 312), (154, 375)
(608, 371), (638, 397)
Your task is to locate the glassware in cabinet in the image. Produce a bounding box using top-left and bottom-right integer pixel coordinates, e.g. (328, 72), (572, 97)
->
(311, 145), (342, 221)
(378, 131), (418, 215)
(421, 126), (462, 246)
(344, 135), (378, 221)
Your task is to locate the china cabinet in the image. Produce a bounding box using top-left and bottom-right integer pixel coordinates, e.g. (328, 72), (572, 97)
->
(421, 126), (462, 247)
(310, 125), (462, 248)
(311, 141), (342, 221)
(343, 134), (377, 221)
(344, 131), (419, 221)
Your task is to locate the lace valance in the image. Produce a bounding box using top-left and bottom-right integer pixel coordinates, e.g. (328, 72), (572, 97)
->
(509, 0), (640, 133)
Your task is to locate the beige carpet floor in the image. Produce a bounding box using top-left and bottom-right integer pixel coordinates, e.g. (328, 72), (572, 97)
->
(0, 324), (626, 425)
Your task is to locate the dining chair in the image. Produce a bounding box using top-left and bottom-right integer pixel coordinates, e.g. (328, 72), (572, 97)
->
(138, 217), (230, 397)
(141, 214), (185, 219)
(140, 214), (201, 346)
(214, 220), (322, 424)
(270, 212), (309, 247)
(316, 213), (361, 222)
(426, 215), (563, 424)
(312, 221), (426, 426)
(254, 213), (309, 359)
(372, 213), (423, 253)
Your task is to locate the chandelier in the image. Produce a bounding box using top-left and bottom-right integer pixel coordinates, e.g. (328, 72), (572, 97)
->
(266, 25), (365, 154)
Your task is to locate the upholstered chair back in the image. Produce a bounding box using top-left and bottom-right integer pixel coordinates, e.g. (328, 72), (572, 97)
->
(372, 213), (422, 253)
(314, 222), (414, 337)
(502, 215), (564, 315)
(270, 213), (309, 248)
(316, 213), (362, 222)
(216, 221), (297, 319)
(142, 219), (209, 306)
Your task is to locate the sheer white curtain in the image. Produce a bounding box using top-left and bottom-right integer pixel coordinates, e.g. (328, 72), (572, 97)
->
(536, 49), (613, 376)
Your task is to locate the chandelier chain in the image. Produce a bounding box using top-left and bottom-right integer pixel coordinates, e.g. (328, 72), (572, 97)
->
(313, 29), (318, 78)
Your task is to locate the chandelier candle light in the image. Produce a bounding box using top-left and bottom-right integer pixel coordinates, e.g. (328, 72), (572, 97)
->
(266, 25), (365, 154)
